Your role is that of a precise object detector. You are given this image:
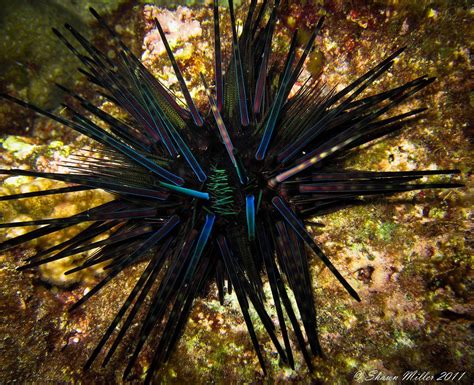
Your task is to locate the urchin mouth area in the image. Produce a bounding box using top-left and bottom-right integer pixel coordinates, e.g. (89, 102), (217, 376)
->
(202, 149), (274, 209)
(204, 161), (274, 244)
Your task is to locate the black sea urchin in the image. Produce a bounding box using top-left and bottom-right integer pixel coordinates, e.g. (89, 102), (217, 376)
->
(0, 1), (462, 383)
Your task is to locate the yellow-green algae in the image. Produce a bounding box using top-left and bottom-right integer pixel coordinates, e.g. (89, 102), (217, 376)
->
(0, 135), (114, 286)
(0, 1), (472, 384)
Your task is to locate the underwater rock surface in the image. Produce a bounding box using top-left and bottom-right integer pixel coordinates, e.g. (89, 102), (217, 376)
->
(0, 1), (472, 384)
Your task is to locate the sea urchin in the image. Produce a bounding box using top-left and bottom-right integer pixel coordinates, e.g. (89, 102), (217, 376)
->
(0, 1), (462, 383)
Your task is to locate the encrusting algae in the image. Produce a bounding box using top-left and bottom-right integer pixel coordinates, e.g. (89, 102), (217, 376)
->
(0, 1), (472, 384)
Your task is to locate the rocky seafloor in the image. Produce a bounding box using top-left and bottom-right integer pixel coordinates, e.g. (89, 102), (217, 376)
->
(0, 0), (472, 384)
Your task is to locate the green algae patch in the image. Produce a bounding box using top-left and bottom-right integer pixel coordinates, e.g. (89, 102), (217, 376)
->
(2, 136), (38, 161)
(47, 140), (71, 157)
(377, 221), (399, 242)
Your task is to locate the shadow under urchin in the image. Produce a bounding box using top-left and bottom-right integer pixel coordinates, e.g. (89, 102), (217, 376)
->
(0, 0), (462, 383)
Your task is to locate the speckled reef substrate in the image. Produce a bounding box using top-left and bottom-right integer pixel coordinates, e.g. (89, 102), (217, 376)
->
(0, 1), (472, 384)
